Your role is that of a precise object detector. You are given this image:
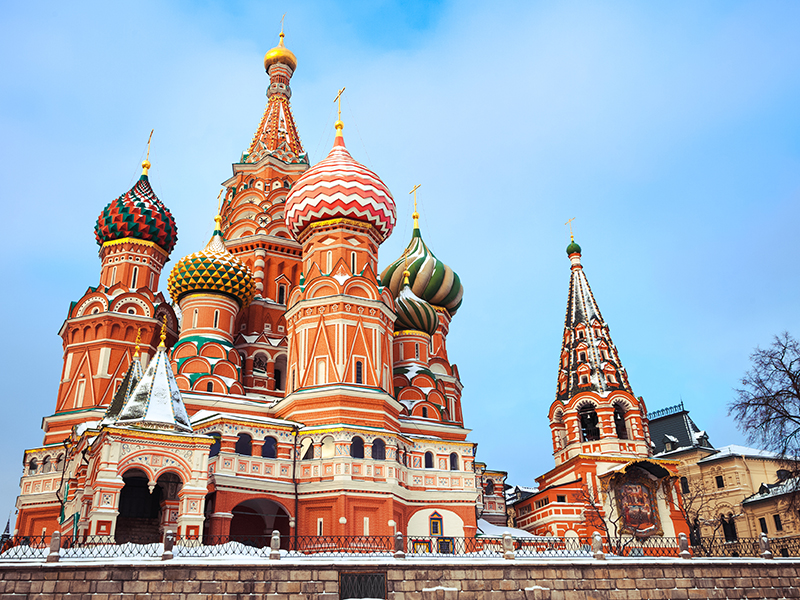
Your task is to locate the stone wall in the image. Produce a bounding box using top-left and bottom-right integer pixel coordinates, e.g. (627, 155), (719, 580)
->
(1, 560), (799, 599)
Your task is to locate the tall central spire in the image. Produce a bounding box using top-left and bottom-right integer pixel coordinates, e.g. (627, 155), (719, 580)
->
(556, 241), (631, 402)
(243, 31), (307, 165)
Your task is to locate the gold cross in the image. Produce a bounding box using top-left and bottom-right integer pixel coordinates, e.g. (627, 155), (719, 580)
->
(146, 129), (154, 162)
(159, 315), (168, 348)
(565, 217), (576, 242)
(334, 87), (346, 121)
(134, 328), (142, 358)
(216, 189), (224, 214)
(409, 184), (421, 228)
(280, 13), (286, 34)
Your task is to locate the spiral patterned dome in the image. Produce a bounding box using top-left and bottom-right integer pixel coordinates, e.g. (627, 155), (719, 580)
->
(380, 227), (464, 316)
(285, 128), (396, 243)
(95, 170), (177, 254)
(394, 272), (439, 335)
(168, 218), (255, 308)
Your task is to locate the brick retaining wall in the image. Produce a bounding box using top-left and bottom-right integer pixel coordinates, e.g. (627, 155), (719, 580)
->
(1, 561), (798, 599)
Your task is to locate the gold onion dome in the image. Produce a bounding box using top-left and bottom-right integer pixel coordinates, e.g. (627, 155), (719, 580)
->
(394, 271), (439, 336)
(380, 226), (464, 316)
(264, 32), (297, 72)
(168, 216), (255, 308)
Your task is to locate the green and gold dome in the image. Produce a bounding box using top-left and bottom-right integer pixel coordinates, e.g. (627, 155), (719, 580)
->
(168, 216), (255, 308)
(380, 225), (464, 316)
(394, 270), (439, 335)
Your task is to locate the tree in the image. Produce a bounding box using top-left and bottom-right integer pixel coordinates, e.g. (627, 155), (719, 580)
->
(675, 475), (741, 555)
(729, 332), (800, 468)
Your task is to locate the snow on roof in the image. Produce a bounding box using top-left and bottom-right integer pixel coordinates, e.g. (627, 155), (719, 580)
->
(697, 444), (781, 463)
(664, 434), (679, 443)
(190, 409), (299, 428)
(476, 518), (539, 538)
(76, 420), (101, 436)
(743, 477), (800, 504)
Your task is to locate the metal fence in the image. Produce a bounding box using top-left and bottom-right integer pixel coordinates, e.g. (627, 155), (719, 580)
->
(1, 532), (799, 562)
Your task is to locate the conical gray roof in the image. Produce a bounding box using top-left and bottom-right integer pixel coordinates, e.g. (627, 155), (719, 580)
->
(101, 354), (143, 426)
(115, 344), (192, 432)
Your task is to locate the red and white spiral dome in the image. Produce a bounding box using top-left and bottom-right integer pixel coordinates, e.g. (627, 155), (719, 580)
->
(285, 127), (396, 243)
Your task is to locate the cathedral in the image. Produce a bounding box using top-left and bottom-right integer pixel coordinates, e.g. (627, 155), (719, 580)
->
(14, 33), (481, 545)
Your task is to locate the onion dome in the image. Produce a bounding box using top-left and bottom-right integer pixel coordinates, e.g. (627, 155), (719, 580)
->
(394, 271), (439, 335)
(380, 226), (464, 316)
(567, 240), (582, 255)
(285, 122), (396, 243)
(115, 323), (192, 432)
(264, 31), (297, 72)
(95, 161), (178, 254)
(168, 216), (256, 308)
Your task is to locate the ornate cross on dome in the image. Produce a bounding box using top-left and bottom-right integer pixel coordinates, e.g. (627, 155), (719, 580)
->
(142, 129), (154, 175)
(410, 184), (421, 229)
(565, 217), (576, 242)
(334, 87), (346, 133)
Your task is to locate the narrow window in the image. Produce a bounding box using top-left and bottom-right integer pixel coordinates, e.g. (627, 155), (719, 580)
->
(421, 406), (428, 418)
(209, 433), (222, 457)
(131, 266), (138, 288)
(424, 451), (434, 469)
(680, 477), (690, 494)
(28, 459), (39, 475)
(363, 516), (370, 536)
(300, 438), (313, 460)
(355, 360), (363, 384)
(774, 514), (783, 532)
(759, 517), (768, 534)
(350, 436), (364, 459)
(111, 266), (117, 282)
(213, 310), (219, 329)
(449, 452), (458, 471)
(372, 438), (385, 460)
(235, 433), (252, 456)
(579, 352), (586, 362)
(715, 475), (725, 489)
(206, 381), (214, 392)
(262, 437), (278, 458)
(580, 375), (589, 385)
(316, 360), (326, 385)
(614, 405), (628, 439)
(292, 369), (296, 392)
(579, 406), (600, 441)
(415, 344), (419, 359)
(192, 309), (198, 328)
(274, 368), (282, 390)
(485, 480), (494, 496)
(351, 252), (357, 273)
(317, 518), (324, 536)
(429, 512), (443, 536)
(278, 285), (286, 305)
(42, 457), (52, 474)
(75, 379), (86, 407)
(326, 251), (332, 273)
(149, 272), (154, 289)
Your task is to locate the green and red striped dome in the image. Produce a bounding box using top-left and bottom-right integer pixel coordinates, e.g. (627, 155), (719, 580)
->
(95, 173), (178, 254)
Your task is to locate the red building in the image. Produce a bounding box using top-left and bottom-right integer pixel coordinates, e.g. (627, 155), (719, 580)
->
(15, 33), (481, 544)
(511, 239), (689, 542)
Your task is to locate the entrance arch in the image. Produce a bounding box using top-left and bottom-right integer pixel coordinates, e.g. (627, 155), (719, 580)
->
(229, 498), (291, 548)
(115, 469), (162, 543)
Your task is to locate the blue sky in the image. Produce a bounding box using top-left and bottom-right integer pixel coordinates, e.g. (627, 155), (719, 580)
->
(1, 0), (799, 525)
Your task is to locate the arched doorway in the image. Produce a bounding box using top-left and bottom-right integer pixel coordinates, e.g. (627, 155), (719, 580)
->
(229, 498), (291, 548)
(115, 469), (162, 544)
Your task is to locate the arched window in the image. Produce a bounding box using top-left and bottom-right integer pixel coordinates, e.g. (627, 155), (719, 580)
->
(680, 476), (690, 494)
(350, 436), (365, 459)
(192, 309), (198, 328)
(613, 404), (628, 439)
(274, 354), (286, 391)
(235, 433), (252, 456)
(209, 433), (222, 457)
(300, 437), (313, 460)
(484, 479), (494, 496)
(206, 381), (214, 392)
(449, 452), (459, 471)
(321, 436), (335, 459)
(579, 405), (600, 441)
(721, 514), (738, 542)
(355, 361), (363, 384)
(424, 451), (434, 469)
(316, 360), (326, 385)
(429, 512), (443, 536)
(41, 456), (52, 474)
(262, 436), (278, 458)
(372, 438), (385, 460)
(55, 454), (64, 471)
(284, 180), (291, 189)
(278, 285), (286, 305)
(421, 406), (428, 418)
(28, 458), (38, 475)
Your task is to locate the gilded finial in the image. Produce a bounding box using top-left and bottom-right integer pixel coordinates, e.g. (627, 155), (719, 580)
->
(133, 328), (142, 358)
(334, 87), (346, 135)
(565, 217), (576, 242)
(142, 129), (154, 176)
(158, 315), (167, 348)
(402, 269), (411, 286)
(409, 184), (421, 230)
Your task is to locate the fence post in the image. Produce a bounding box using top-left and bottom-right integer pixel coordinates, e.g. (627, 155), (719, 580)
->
(678, 532), (691, 559)
(394, 532), (405, 559)
(160, 530), (175, 561)
(269, 529), (281, 560)
(502, 533), (515, 560)
(592, 532), (605, 560)
(46, 531), (61, 563)
(759, 533), (773, 559)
